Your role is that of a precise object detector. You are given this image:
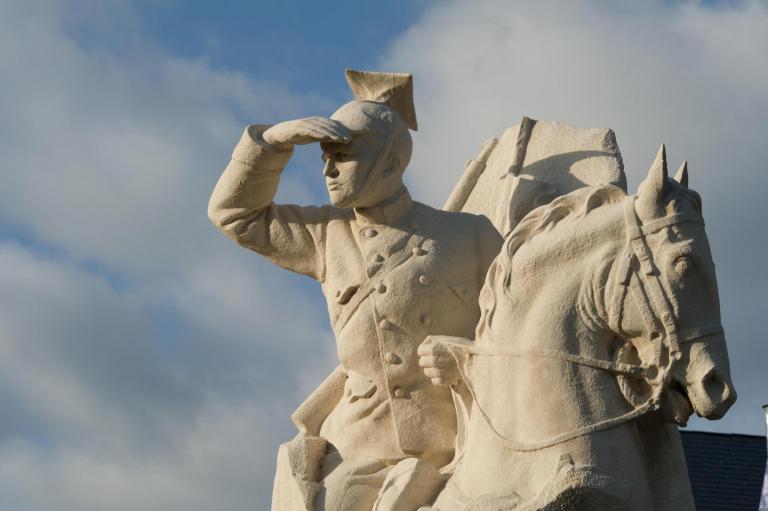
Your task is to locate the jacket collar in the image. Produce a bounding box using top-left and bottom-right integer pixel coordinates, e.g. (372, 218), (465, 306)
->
(354, 187), (412, 226)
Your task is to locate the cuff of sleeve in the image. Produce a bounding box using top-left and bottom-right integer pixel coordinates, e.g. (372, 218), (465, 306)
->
(231, 124), (294, 170)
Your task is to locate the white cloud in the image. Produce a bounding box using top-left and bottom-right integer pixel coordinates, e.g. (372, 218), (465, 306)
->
(384, 0), (768, 434)
(0, 241), (337, 509)
(0, 0), (329, 278)
(1, 0), (766, 509)
(0, 0), (337, 508)
(0, 400), (286, 511)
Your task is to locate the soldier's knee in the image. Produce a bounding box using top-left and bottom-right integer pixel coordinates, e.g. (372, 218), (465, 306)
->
(316, 452), (391, 511)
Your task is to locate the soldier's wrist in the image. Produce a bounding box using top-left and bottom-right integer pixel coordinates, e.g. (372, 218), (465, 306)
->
(232, 125), (294, 169)
(261, 128), (294, 152)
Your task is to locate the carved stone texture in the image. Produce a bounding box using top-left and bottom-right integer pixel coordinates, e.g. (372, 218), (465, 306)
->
(209, 69), (501, 510)
(427, 145), (735, 510)
(446, 117), (626, 236)
(208, 70), (736, 511)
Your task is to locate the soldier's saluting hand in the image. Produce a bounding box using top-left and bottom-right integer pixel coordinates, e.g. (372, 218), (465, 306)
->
(262, 116), (351, 149)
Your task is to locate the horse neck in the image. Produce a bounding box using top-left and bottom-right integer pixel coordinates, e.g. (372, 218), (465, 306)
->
(499, 200), (627, 350)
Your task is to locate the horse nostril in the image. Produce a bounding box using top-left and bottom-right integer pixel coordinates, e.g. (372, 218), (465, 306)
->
(702, 368), (731, 405)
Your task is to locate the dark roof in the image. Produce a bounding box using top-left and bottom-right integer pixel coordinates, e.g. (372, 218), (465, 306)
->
(680, 430), (766, 511)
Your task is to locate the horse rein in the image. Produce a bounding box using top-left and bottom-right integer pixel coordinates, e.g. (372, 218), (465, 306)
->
(447, 194), (724, 452)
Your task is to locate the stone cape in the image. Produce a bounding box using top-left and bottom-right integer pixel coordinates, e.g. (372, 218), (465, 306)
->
(444, 116), (626, 232)
(207, 70), (735, 511)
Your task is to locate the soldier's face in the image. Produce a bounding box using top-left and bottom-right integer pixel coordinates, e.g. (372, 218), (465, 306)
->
(321, 133), (383, 208)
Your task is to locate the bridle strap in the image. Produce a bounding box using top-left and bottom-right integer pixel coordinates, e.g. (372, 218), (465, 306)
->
(678, 325), (724, 343)
(637, 213), (703, 236)
(450, 195), (722, 452)
(623, 197), (687, 376)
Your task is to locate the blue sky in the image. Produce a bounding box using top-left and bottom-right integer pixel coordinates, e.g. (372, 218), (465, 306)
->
(66, 0), (427, 111)
(141, 0), (425, 96)
(0, 0), (766, 509)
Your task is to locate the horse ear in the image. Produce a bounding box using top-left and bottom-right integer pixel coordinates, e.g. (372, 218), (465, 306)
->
(674, 160), (689, 188)
(637, 144), (669, 217)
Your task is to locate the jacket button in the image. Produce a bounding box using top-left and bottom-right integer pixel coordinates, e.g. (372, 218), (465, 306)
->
(384, 352), (400, 364)
(363, 228), (378, 238)
(379, 319), (391, 330)
(393, 387), (406, 398)
(377, 283), (387, 294)
(418, 275), (430, 286)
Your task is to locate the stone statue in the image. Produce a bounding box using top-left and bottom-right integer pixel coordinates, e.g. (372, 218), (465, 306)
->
(422, 146), (736, 510)
(209, 69), (736, 510)
(208, 70), (502, 510)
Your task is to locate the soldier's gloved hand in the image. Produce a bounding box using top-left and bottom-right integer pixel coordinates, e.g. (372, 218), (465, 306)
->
(418, 335), (462, 387)
(263, 116), (352, 150)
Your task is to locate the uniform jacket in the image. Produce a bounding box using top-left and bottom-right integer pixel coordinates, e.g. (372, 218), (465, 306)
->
(209, 125), (502, 461)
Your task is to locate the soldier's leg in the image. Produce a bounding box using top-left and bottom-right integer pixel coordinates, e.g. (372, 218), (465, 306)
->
(315, 449), (393, 511)
(272, 435), (326, 511)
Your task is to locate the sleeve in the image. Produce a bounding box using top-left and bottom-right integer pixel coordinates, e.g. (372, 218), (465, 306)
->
(208, 124), (336, 281)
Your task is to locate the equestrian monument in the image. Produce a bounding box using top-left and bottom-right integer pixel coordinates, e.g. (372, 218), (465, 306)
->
(208, 70), (736, 510)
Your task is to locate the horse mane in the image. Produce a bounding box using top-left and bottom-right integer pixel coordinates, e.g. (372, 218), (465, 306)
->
(501, 184), (628, 265)
(478, 181), (702, 334)
(476, 184), (627, 335)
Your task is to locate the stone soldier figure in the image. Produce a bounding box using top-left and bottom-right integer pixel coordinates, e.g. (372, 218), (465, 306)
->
(208, 70), (502, 510)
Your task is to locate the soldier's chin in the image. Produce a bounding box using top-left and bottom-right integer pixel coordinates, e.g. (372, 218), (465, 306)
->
(329, 189), (355, 208)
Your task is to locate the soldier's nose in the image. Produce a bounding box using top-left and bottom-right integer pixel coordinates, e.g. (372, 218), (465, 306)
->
(324, 160), (340, 178)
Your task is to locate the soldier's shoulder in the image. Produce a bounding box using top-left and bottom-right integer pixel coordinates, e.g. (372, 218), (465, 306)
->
(280, 204), (353, 231)
(412, 201), (496, 230)
(309, 204), (354, 222)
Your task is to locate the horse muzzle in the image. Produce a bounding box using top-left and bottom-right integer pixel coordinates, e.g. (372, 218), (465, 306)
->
(686, 366), (736, 420)
(678, 334), (737, 420)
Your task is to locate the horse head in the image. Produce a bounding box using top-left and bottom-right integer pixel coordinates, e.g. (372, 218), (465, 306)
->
(615, 145), (736, 425)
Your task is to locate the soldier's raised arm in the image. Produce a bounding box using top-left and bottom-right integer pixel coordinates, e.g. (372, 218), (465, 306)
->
(208, 118), (350, 281)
